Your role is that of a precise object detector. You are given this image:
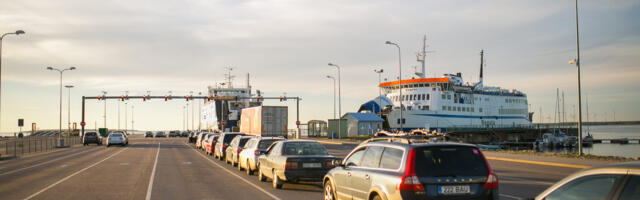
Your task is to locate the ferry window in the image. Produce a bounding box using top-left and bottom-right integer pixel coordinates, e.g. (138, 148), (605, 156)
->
(457, 107), (461, 111)
(447, 95), (451, 100)
(442, 94), (446, 99)
(427, 94), (430, 100)
(472, 108), (475, 112)
(447, 106), (451, 111)
(442, 106), (446, 110)
(479, 108), (483, 112)
(425, 106), (429, 110)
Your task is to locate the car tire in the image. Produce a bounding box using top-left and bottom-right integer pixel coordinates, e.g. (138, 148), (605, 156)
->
(272, 172), (283, 189)
(371, 194), (382, 200)
(237, 160), (242, 170)
(246, 161), (253, 175)
(258, 166), (266, 182)
(324, 180), (337, 200)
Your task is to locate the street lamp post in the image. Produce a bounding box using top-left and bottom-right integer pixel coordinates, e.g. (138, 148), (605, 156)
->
(328, 63), (342, 139)
(374, 69), (384, 118)
(124, 102), (128, 133)
(0, 30), (25, 133)
(47, 66), (76, 147)
(65, 85), (74, 133)
(385, 41), (403, 132)
(326, 75), (336, 120)
(198, 92), (202, 131)
(190, 91), (194, 131)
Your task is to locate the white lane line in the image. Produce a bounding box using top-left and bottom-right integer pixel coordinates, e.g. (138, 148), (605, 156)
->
(24, 147), (127, 200)
(0, 147), (102, 176)
(186, 142), (282, 200)
(500, 193), (523, 200)
(145, 143), (161, 200)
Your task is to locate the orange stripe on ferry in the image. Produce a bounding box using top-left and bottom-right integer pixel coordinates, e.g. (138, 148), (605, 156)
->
(379, 77), (449, 87)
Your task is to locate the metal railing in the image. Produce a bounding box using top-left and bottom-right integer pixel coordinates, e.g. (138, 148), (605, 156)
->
(0, 136), (81, 158)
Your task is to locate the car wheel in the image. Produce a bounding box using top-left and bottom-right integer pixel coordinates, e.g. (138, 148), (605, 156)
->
(272, 172), (283, 189)
(246, 161), (253, 175)
(258, 166), (266, 182)
(371, 194), (382, 200)
(324, 180), (336, 200)
(237, 160), (242, 170)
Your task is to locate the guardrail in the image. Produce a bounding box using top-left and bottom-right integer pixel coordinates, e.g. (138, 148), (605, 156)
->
(0, 136), (81, 159)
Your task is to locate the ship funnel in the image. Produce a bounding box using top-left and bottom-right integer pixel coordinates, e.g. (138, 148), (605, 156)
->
(473, 49), (484, 90)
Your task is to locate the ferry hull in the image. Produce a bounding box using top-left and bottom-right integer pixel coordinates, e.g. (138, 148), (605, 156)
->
(387, 109), (531, 132)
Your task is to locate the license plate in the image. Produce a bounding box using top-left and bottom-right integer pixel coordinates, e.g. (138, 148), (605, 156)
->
(438, 185), (470, 195)
(302, 163), (321, 168)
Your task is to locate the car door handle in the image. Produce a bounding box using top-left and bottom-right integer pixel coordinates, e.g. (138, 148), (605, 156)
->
(364, 174), (370, 180)
(347, 172), (351, 177)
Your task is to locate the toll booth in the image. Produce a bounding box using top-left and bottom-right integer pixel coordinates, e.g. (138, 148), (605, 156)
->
(307, 120), (327, 137)
(327, 119), (347, 139)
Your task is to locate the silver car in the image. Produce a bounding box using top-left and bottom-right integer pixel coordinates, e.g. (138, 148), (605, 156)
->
(106, 132), (128, 147)
(323, 138), (498, 200)
(238, 137), (284, 175)
(535, 161), (640, 200)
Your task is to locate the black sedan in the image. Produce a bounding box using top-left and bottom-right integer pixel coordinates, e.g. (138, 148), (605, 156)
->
(257, 140), (336, 189)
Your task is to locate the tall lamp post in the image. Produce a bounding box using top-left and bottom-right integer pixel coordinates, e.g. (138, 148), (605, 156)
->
(190, 91), (194, 130)
(570, 0), (584, 156)
(0, 30), (25, 133)
(65, 85), (74, 133)
(328, 63), (342, 139)
(385, 41), (403, 132)
(326, 75), (336, 120)
(374, 69), (384, 118)
(47, 66), (76, 147)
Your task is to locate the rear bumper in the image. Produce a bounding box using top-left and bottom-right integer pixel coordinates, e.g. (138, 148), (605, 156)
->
(282, 169), (330, 182)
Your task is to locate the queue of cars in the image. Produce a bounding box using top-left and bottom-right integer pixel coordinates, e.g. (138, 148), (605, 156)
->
(187, 130), (639, 199)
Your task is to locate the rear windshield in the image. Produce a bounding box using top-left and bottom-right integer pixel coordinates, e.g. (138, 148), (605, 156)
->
(414, 146), (488, 177)
(85, 132), (96, 136)
(239, 138), (251, 147)
(258, 140), (280, 150)
(110, 134), (123, 138)
(282, 142), (328, 155)
(224, 134), (241, 144)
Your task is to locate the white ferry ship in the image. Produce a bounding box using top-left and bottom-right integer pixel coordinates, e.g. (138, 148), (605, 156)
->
(361, 37), (532, 132)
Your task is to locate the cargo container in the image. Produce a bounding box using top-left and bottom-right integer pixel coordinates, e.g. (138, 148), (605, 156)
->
(239, 106), (287, 137)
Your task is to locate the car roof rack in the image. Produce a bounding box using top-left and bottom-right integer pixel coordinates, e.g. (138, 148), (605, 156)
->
(365, 130), (451, 144)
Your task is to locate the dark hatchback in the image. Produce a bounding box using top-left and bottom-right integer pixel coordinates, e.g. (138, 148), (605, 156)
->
(258, 140), (336, 189)
(83, 131), (102, 145)
(214, 132), (245, 160)
(145, 131), (153, 138)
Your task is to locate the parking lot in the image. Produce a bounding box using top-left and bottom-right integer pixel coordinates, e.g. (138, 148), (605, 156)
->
(0, 135), (586, 200)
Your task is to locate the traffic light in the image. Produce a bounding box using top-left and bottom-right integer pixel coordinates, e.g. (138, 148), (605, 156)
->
(256, 96), (261, 102)
(185, 95), (190, 101)
(164, 95), (168, 101)
(97, 96), (102, 100)
(142, 95), (147, 101)
(206, 96), (211, 101)
(280, 96), (283, 102)
(120, 96), (125, 101)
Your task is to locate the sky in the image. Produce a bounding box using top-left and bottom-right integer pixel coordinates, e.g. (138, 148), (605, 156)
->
(0, 0), (639, 133)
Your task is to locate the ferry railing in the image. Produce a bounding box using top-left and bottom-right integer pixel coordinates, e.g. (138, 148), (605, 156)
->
(0, 136), (81, 159)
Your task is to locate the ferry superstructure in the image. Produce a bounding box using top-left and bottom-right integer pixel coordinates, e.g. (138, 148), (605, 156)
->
(366, 37), (532, 132)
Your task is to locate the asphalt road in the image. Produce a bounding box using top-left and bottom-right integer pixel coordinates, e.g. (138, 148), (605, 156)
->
(0, 136), (589, 200)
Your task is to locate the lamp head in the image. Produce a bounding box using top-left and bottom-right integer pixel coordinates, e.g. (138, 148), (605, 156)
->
(46, 66), (53, 70)
(385, 41), (393, 44)
(69, 67), (76, 70)
(328, 63), (335, 66)
(15, 30), (25, 35)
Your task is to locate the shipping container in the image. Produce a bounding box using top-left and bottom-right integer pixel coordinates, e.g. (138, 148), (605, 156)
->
(239, 106), (288, 137)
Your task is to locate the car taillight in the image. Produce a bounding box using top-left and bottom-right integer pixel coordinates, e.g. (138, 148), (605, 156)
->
(483, 172), (499, 189)
(325, 161), (334, 169)
(254, 150), (260, 156)
(285, 161), (298, 169)
(237, 148), (241, 154)
(397, 149), (424, 191)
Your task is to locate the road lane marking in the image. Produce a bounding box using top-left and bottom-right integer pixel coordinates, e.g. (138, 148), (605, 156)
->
(145, 143), (161, 200)
(500, 194), (523, 200)
(486, 156), (589, 169)
(24, 147), (127, 200)
(0, 147), (102, 176)
(317, 140), (343, 145)
(186, 142), (282, 200)
(500, 176), (555, 186)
